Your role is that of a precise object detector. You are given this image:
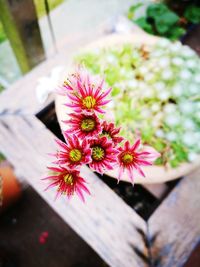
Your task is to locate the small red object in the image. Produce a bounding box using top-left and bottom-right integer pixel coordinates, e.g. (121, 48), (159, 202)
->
(39, 231), (49, 244)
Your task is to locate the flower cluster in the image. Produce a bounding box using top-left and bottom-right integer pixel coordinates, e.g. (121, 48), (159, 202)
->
(76, 39), (200, 168)
(44, 69), (160, 201)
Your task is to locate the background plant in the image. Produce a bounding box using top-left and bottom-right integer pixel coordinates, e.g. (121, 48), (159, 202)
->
(127, 2), (200, 40)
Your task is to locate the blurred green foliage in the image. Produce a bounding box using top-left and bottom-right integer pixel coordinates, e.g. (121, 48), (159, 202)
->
(184, 5), (200, 24)
(128, 2), (200, 40)
(0, 152), (5, 162)
(0, 21), (7, 43)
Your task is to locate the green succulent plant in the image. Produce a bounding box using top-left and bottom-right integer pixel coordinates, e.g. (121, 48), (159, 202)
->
(76, 39), (200, 167)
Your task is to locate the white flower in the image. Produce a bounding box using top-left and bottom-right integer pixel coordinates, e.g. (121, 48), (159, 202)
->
(152, 120), (159, 128)
(183, 119), (195, 129)
(186, 60), (196, 68)
(139, 66), (148, 74)
(155, 129), (164, 138)
(180, 69), (192, 80)
(143, 88), (154, 98)
(158, 91), (170, 101)
(120, 68), (126, 75)
(152, 50), (163, 57)
(154, 113), (163, 121)
(159, 58), (170, 68)
(145, 73), (154, 81)
(155, 82), (165, 91)
(127, 79), (138, 88)
(189, 84), (199, 94)
(158, 38), (170, 48)
(138, 81), (147, 90)
(194, 74), (200, 83)
(151, 103), (160, 112)
(162, 70), (173, 80)
(165, 115), (180, 126)
(183, 133), (196, 146)
(172, 84), (182, 97)
(141, 108), (152, 117)
(179, 102), (194, 114)
(188, 152), (198, 162)
(166, 132), (177, 141)
(106, 54), (117, 64)
(170, 42), (182, 53)
(164, 104), (176, 114)
(172, 57), (184, 66)
(182, 47), (195, 58)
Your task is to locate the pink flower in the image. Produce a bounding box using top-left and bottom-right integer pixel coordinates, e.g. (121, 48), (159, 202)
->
(43, 166), (90, 202)
(117, 139), (160, 183)
(89, 136), (118, 174)
(59, 68), (88, 94)
(65, 70), (112, 114)
(64, 113), (102, 139)
(52, 134), (91, 168)
(101, 121), (124, 145)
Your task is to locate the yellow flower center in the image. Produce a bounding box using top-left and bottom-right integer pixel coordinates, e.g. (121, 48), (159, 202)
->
(81, 118), (95, 132)
(69, 149), (82, 162)
(92, 146), (105, 161)
(121, 153), (133, 164)
(82, 96), (96, 109)
(64, 174), (74, 185)
(101, 131), (111, 139)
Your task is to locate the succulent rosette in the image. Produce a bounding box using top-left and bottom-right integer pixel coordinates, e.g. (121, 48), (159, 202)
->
(44, 68), (160, 201)
(76, 39), (200, 168)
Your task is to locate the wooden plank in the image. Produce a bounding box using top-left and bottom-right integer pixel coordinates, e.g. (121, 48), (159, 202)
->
(149, 169), (200, 267)
(0, 114), (147, 267)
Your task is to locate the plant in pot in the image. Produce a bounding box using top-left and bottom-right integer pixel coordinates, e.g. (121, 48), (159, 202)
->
(43, 31), (200, 201)
(53, 32), (200, 194)
(0, 152), (22, 212)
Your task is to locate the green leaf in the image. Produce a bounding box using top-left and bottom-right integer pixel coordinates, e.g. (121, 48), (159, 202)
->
(154, 140), (166, 152)
(111, 86), (121, 96)
(171, 142), (188, 163)
(135, 17), (154, 34)
(184, 5), (200, 24)
(147, 3), (169, 18)
(155, 12), (180, 34)
(141, 127), (154, 143)
(0, 22), (7, 44)
(128, 3), (143, 20)
(167, 26), (186, 40)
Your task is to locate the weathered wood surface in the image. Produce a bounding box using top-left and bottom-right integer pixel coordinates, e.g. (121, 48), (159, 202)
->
(0, 114), (147, 267)
(149, 168), (200, 267)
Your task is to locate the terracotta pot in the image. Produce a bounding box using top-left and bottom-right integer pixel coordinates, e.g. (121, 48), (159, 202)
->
(55, 33), (200, 184)
(0, 161), (22, 212)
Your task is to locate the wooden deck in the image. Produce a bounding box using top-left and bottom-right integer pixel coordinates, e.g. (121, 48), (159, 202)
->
(0, 25), (200, 267)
